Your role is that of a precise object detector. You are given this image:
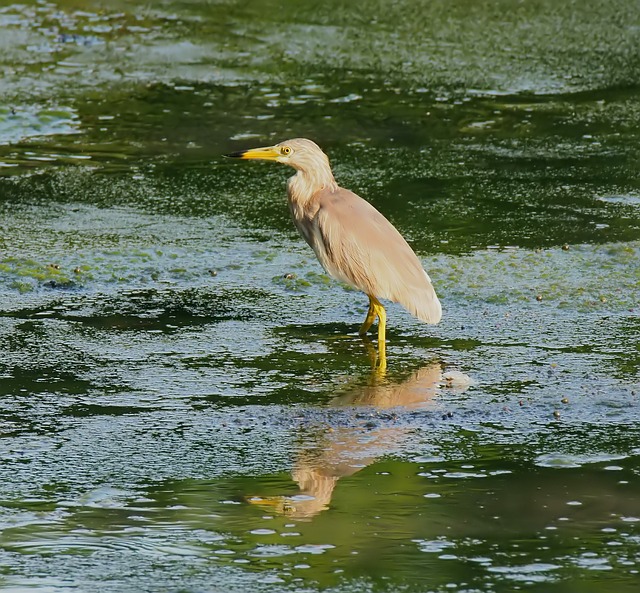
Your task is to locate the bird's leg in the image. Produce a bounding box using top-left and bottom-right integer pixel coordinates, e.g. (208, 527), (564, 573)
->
(372, 298), (387, 373)
(372, 298), (386, 346)
(358, 296), (377, 336)
(358, 295), (387, 344)
(358, 296), (387, 373)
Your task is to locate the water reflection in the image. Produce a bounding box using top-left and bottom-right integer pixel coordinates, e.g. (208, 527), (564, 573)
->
(250, 360), (470, 518)
(363, 335), (387, 374)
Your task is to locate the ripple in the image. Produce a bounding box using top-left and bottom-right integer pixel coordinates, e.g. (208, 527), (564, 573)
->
(413, 538), (456, 553)
(598, 194), (640, 206)
(249, 544), (295, 558)
(249, 528), (276, 535)
(442, 471), (487, 479)
(488, 562), (561, 582)
(294, 543), (335, 555)
(0, 105), (79, 145)
(534, 453), (628, 469)
(572, 553), (613, 571)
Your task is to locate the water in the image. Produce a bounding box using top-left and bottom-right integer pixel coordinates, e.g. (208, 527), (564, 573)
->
(1, 0), (640, 591)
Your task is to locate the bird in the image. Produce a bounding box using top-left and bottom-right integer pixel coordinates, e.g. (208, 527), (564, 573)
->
(225, 138), (441, 366)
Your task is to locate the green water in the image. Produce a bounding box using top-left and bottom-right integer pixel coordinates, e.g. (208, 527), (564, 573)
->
(1, 1), (640, 591)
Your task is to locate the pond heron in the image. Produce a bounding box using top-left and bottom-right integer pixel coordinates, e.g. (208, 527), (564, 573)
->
(225, 138), (441, 363)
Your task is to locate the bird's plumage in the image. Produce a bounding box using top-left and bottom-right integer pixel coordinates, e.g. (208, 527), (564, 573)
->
(292, 185), (441, 324)
(226, 137), (442, 348)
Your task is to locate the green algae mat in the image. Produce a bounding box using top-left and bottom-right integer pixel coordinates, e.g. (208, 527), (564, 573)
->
(1, 1), (640, 592)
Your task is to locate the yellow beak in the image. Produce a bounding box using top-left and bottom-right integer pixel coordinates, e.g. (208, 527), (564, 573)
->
(225, 146), (280, 160)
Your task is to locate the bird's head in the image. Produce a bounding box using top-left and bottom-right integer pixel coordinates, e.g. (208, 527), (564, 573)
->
(225, 138), (330, 174)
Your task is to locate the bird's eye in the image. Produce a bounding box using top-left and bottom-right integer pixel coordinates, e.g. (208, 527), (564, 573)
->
(281, 146), (292, 156)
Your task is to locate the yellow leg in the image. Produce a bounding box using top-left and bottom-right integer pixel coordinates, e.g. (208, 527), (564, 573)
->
(373, 299), (386, 346)
(358, 297), (377, 336)
(372, 298), (387, 374)
(359, 295), (387, 374)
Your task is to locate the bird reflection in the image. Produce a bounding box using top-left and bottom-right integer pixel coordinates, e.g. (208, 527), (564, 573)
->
(249, 359), (471, 519)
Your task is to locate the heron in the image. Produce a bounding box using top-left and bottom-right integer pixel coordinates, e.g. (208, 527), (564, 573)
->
(225, 138), (441, 367)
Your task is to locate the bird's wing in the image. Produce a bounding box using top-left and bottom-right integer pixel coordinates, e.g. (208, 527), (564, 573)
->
(309, 187), (441, 324)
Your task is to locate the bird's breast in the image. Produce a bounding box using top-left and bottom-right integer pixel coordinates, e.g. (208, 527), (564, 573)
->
(288, 199), (345, 282)
(288, 200), (315, 247)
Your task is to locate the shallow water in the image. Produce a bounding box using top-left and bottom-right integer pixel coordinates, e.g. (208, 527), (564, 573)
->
(1, 1), (640, 591)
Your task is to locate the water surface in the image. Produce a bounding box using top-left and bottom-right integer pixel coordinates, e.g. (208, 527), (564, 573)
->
(1, 1), (640, 591)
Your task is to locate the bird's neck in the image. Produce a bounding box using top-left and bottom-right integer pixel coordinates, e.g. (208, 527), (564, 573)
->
(287, 168), (338, 205)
